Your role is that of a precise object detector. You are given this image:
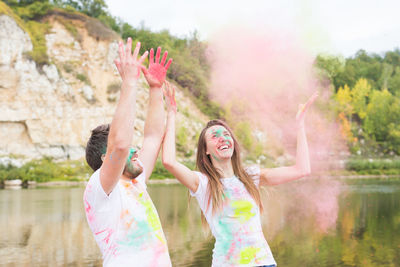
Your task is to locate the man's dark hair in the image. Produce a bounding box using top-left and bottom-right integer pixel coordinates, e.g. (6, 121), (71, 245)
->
(86, 124), (110, 171)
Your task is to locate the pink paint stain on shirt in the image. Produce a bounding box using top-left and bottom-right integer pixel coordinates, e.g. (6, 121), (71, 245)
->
(84, 197), (95, 223)
(95, 228), (115, 245)
(149, 241), (169, 266)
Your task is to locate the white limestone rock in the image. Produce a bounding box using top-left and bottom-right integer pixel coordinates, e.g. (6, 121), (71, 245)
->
(0, 15), (32, 65)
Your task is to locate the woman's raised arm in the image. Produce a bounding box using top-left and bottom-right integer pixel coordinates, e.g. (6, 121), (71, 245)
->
(260, 92), (318, 186)
(162, 81), (199, 192)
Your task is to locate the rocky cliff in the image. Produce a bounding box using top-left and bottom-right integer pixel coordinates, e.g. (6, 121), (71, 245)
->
(0, 11), (207, 163)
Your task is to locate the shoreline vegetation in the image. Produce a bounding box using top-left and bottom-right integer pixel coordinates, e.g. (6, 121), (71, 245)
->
(1, 157), (400, 188)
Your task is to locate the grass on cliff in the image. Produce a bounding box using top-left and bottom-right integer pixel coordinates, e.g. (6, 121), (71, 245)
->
(0, 1), (51, 66)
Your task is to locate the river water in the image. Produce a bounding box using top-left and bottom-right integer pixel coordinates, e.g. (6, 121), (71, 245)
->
(0, 179), (399, 266)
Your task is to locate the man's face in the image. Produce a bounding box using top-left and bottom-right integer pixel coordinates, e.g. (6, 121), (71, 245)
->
(123, 147), (143, 179)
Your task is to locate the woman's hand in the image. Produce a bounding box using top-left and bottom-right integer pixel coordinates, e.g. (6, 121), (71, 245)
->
(164, 81), (177, 113)
(296, 91), (319, 127)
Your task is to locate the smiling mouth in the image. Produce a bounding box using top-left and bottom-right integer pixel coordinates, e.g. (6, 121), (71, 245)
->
(218, 144), (231, 151)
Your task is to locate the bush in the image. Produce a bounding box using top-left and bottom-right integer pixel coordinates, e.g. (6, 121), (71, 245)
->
(176, 126), (188, 153)
(57, 17), (81, 41)
(0, 158), (91, 183)
(234, 121), (254, 152)
(76, 73), (90, 84)
(150, 158), (174, 179)
(107, 82), (120, 94)
(15, 1), (52, 20)
(346, 157), (400, 174)
(63, 62), (73, 73)
(85, 16), (118, 40)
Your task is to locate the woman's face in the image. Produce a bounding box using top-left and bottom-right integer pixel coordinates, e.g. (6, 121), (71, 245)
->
(205, 125), (234, 162)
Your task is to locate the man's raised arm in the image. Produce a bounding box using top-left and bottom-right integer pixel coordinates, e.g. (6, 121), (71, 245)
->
(139, 47), (172, 181)
(100, 38), (148, 194)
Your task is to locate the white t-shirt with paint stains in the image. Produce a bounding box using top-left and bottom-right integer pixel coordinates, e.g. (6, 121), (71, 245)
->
(190, 166), (277, 267)
(83, 161), (171, 267)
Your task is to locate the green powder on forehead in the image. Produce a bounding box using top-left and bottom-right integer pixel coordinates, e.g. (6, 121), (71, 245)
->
(212, 128), (232, 141)
(212, 128), (224, 137)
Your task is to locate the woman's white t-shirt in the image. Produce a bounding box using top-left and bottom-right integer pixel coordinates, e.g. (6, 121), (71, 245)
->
(190, 166), (277, 267)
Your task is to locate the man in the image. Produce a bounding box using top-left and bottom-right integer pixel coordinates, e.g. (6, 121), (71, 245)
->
(83, 37), (172, 267)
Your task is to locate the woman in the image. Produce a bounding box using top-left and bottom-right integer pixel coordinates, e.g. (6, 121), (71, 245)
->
(162, 81), (318, 267)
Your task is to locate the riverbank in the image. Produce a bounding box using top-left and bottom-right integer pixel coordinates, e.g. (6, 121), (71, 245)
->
(1, 178), (180, 188)
(2, 174), (400, 189)
(2, 157), (400, 188)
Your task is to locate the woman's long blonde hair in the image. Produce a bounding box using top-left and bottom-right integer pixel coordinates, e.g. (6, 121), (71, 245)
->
(196, 120), (263, 222)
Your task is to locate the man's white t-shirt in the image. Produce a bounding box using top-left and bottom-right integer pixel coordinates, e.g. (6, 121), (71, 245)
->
(189, 166), (277, 267)
(83, 161), (171, 267)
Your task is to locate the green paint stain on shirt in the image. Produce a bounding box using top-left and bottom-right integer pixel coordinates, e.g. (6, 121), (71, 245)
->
(119, 220), (152, 247)
(140, 199), (162, 232)
(231, 200), (255, 223)
(239, 247), (260, 264)
(216, 219), (233, 255)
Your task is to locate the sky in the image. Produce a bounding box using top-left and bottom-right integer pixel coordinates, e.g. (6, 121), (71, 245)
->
(105, 0), (400, 57)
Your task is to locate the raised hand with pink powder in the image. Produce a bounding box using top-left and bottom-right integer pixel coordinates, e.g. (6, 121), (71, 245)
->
(141, 47), (173, 89)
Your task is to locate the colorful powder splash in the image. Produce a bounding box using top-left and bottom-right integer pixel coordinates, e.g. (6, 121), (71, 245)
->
(207, 26), (347, 231)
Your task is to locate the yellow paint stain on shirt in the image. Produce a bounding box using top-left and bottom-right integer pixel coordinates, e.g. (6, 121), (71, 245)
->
(239, 247), (260, 264)
(155, 232), (166, 244)
(231, 200), (255, 223)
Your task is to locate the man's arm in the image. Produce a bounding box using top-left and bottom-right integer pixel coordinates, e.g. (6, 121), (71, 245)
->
(139, 47), (172, 182)
(100, 38), (148, 195)
(260, 92), (318, 186)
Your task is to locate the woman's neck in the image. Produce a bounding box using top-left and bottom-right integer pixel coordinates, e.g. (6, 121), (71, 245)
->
(211, 158), (234, 178)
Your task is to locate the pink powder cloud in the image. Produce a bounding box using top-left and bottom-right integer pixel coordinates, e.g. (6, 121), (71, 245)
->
(207, 26), (347, 231)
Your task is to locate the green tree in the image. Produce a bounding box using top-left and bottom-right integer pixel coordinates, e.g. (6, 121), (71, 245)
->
(388, 66), (400, 96)
(336, 84), (353, 116)
(363, 89), (393, 142)
(351, 78), (371, 120)
(314, 54), (344, 83)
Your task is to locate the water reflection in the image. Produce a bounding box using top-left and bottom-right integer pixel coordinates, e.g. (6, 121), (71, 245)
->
(0, 179), (399, 266)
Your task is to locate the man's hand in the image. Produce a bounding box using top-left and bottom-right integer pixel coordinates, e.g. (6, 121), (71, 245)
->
(164, 81), (177, 113)
(114, 38), (148, 85)
(142, 47), (172, 88)
(296, 91), (318, 127)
